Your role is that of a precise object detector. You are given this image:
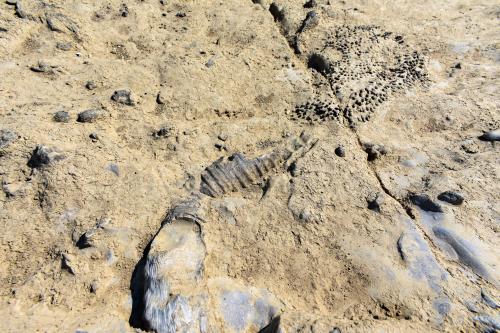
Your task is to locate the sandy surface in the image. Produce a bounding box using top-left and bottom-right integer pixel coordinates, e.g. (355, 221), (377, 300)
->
(0, 0), (499, 332)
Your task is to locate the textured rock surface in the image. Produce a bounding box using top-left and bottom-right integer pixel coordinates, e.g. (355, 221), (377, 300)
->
(0, 0), (498, 332)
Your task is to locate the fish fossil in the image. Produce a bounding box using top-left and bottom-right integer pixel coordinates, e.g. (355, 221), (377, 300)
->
(200, 132), (317, 197)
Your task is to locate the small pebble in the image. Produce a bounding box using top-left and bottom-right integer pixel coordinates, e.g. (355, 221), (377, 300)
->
(56, 42), (72, 51)
(107, 163), (120, 176)
(0, 129), (17, 148)
(156, 91), (166, 104)
(27, 145), (65, 168)
(53, 111), (70, 123)
(437, 191), (464, 205)
(77, 109), (105, 123)
(90, 280), (99, 293)
(218, 133), (228, 141)
(85, 81), (97, 90)
(334, 145), (345, 157)
(89, 133), (99, 141)
(153, 126), (173, 138)
(205, 58), (215, 68)
(15, 2), (26, 18)
(30, 61), (51, 73)
(119, 4), (129, 17)
(409, 194), (443, 213)
(176, 12), (186, 18)
(363, 143), (388, 161)
(461, 140), (479, 154)
(111, 89), (135, 106)
(61, 253), (76, 275)
(367, 192), (384, 212)
(269, 3), (285, 22)
(304, 0), (317, 8)
(479, 129), (500, 142)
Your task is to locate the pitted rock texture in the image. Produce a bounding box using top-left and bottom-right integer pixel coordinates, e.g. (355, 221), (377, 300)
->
(293, 25), (427, 125)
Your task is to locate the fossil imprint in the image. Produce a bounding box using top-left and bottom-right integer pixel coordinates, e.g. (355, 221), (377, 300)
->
(140, 132), (317, 332)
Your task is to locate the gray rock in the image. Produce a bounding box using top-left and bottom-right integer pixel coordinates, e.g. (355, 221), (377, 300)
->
(367, 192), (384, 212)
(0, 129), (17, 148)
(153, 126), (174, 139)
(473, 315), (500, 331)
(481, 289), (499, 309)
(77, 109), (105, 123)
(6, 0), (18, 5)
(397, 230), (447, 292)
(437, 191), (464, 205)
(61, 253), (76, 275)
(89, 133), (99, 141)
(363, 143), (389, 161)
(118, 4), (129, 17)
(53, 111), (70, 123)
(15, 1), (26, 19)
(142, 217), (205, 333)
(432, 226), (491, 282)
(205, 58), (215, 68)
(479, 129), (500, 142)
(85, 81), (97, 90)
(111, 89), (135, 105)
(46, 12), (78, 34)
(107, 163), (120, 176)
(56, 42), (72, 51)
(30, 61), (52, 73)
(27, 145), (65, 168)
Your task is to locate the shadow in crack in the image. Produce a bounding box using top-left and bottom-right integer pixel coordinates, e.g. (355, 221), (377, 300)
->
(129, 239), (153, 329)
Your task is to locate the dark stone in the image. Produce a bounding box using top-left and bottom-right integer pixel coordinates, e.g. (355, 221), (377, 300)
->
(363, 143), (388, 161)
(85, 81), (97, 90)
(77, 109), (105, 123)
(479, 129), (500, 142)
(111, 89), (135, 105)
(297, 10), (319, 34)
(269, 3), (285, 22)
(0, 129), (17, 148)
(153, 126), (173, 138)
(304, 0), (317, 8)
(334, 145), (345, 157)
(409, 194), (443, 213)
(53, 111), (70, 123)
(437, 191), (464, 205)
(27, 145), (64, 168)
(367, 193), (384, 212)
(119, 4), (129, 17)
(308, 53), (330, 74)
(89, 133), (99, 141)
(175, 12), (186, 18)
